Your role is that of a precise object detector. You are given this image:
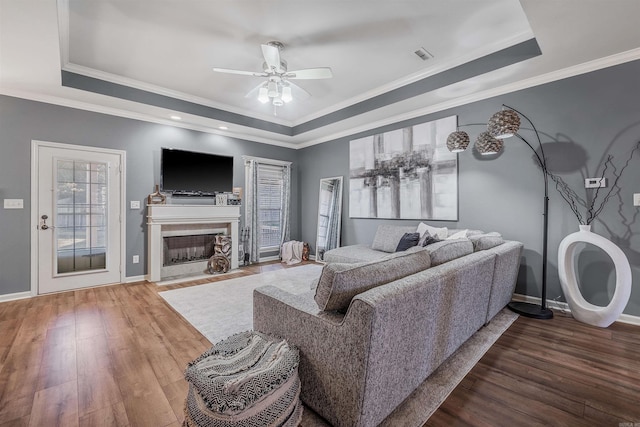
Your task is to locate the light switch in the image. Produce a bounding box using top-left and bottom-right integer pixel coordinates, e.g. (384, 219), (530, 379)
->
(130, 200), (141, 209)
(3, 199), (24, 209)
(634, 193), (640, 206)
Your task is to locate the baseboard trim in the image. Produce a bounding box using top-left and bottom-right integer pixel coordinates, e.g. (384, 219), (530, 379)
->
(0, 291), (32, 303)
(259, 255), (280, 262)
(512, 293), (640, 327)
(125, 275), (147, 283)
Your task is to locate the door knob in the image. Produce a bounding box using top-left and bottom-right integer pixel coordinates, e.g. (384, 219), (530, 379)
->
(41, 214), (49, 230)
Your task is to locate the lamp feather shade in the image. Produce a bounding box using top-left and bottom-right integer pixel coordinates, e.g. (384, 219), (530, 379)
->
(475, 131), (503, 155)
(446, 131), (470, 152)
(488, 109), (521, 139)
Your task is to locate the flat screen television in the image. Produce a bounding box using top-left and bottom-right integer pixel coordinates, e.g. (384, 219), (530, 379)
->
(161, 148), (233, 196)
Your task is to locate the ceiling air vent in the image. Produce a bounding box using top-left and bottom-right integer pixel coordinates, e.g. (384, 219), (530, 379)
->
(414, 47), (433, 61)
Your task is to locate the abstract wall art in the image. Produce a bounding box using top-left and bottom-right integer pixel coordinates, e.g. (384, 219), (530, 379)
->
(349, 115), (458, 220)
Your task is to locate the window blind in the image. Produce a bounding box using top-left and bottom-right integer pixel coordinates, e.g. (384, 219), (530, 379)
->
(257, 164), (285, 250)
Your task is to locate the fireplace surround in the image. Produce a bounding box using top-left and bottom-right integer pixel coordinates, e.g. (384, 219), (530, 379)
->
(147, 204), (240, 282)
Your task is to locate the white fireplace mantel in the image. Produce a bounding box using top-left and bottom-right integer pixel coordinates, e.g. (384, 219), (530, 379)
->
(147, 204), (240, 282)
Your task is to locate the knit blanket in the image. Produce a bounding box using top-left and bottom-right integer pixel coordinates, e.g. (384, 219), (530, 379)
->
(281, 241), (304, 265)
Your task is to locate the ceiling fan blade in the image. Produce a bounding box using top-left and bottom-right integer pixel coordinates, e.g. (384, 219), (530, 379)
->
(213, 67), (267, 77)
(284, 67), (333, 80)
(261, 44), (282, 72)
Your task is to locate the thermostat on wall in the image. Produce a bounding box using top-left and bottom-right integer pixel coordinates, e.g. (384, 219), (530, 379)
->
(585, 177), (607, 188)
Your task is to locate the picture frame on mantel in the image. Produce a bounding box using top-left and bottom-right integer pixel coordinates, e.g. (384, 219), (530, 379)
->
(349, 115), (458, 220)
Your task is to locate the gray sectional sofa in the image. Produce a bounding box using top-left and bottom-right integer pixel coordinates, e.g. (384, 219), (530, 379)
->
(253, 224), (523, 427)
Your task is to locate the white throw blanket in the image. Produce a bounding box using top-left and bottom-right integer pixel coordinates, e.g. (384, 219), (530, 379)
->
(281, 241), (304, 265)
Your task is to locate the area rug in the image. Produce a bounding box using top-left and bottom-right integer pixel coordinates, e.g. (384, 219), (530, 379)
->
(160, 264), (518, 426)
(159, 264), (322, 343)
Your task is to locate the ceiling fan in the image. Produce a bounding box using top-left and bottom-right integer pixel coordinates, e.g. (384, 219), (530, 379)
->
(213, 41), (333, 111)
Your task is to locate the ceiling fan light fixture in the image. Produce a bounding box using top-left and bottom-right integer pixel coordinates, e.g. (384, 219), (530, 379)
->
(257, 86), (269, 103)
(267, 81), (278, 97)
(281, 86), (292, 103)
(272, 97), (284, 107)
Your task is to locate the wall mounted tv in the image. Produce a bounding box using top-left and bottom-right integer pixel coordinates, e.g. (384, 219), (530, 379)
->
(161, 148), (233, 196)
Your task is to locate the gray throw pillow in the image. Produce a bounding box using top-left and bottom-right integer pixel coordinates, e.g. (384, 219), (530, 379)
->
(314, 249), (431, 312)
(419, 232), (441, 247)
(395, 232), (420, 251)
(469, 232), (504, 251)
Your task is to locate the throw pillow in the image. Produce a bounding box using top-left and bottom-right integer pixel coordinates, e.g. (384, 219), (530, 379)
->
(469, 232), (504, 251)
(416, 222), (448, 240)
(447, 229), (469, 240)
(395, 232), (420, 252)
(419, 232), (441, 247)
(314, 250), (431, 312)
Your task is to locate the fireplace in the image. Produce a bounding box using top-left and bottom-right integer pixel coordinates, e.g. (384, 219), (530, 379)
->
(163, 234), (217, 266)
(147, 205), (240, 282)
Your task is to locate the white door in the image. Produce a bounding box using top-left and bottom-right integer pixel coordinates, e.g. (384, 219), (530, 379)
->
(34, 142), (124, 294)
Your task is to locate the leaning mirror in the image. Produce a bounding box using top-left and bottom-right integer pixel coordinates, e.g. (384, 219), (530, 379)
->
(316, 176), (343, 261)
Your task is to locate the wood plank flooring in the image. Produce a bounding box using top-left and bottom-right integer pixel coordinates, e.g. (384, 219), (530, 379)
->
(427, 311), (640, 426)
(0, 261), (638, 426)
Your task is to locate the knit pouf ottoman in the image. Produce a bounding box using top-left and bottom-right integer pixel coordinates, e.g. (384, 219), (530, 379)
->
(183, 331), (303, 427)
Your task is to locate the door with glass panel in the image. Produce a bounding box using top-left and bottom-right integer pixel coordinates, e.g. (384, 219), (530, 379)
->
(36, 143), (123, 294)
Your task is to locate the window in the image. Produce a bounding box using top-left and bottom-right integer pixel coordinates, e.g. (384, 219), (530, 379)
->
(244, 156), (291, 261)
(257, 164), (285, 250)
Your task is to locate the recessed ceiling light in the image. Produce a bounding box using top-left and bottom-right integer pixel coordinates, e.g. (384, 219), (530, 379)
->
(218, 126), (228, 130)
(170, 115), (182, 120)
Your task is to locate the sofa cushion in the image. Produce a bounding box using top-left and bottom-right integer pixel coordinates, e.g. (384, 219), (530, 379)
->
(469, 232), (504, 251)
(323, 244), (387, 264)
(371, 225), (417, 253)
(314, 249), (431, 312)
(425, 239), (474, 266)
(395, 232), (420, 251)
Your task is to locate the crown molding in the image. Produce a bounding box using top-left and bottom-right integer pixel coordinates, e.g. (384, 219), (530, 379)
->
(61, 63), (293, 127)
(297, 46), (640, 148)
(4, 46), (640, 151)
(56, 0), (291, 128)
(0, 87), (298, 149)
(290, 31), (535, 126)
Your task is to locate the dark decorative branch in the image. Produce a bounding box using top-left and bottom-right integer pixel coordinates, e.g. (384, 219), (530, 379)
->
(548, 173), (586, 223)
(547, 141), (640, 225)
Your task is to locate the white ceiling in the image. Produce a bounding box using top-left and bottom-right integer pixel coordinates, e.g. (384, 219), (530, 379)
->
(2, 0), (640, 148)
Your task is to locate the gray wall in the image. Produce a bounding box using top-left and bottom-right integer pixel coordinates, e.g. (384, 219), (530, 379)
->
(0, 95), (299, 295)
(3, 58), (640, 317)
(299, 59), (640, 317)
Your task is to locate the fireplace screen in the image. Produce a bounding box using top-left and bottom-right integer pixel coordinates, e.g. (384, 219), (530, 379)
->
(163, 234), (218, 266)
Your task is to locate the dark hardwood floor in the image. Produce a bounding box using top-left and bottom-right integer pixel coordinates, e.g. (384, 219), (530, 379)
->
(427, 311), (640, 426)
(0, 261), (638, 426)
